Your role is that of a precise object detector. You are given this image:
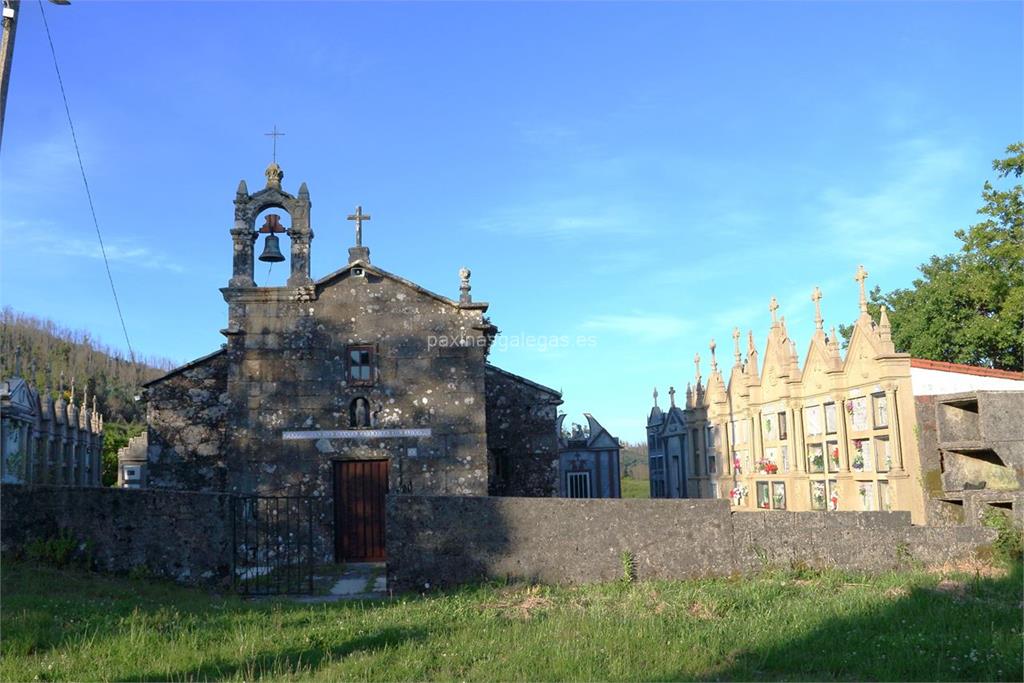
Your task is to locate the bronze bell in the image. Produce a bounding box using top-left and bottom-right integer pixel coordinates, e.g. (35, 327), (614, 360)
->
(258, 233), (285, 262)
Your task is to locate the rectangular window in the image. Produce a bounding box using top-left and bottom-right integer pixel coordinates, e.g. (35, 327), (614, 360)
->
(707, 454), (717, 474)
(756, 481), (770, 509)
(824, 403), (837, 434)
(857, 481), (875, 511)
(873, 393), (889, 428)
(732, 450), (744, 475)
(828, 479), (839, 510)
(805, 405), (823, 436)
(650, 478), (666, 498)
(781, 445), (790, 473)
(772, 482), (787, 510)
(874, 436), (891, 472)
(566, 472), (592, 499)
(810, 480), (827, 510)
(807, 443), (825, 473)
(348, 345), (375, 385)
(710, 481), (720, 499)
(731, 420), (749, 445)
(777, 412), (788, 440)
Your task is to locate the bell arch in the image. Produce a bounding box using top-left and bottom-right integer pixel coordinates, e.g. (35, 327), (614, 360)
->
(228, 163), (313, 288)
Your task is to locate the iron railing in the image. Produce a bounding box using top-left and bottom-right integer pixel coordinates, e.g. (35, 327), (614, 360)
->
(231, 495), (316, 595)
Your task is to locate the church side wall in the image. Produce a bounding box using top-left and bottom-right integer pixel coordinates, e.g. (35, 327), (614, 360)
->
(485, 367), (559, 496)
(144, 352), (230, 491)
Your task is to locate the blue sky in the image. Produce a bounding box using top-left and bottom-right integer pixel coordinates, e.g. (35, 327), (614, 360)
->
(1, 1), (1020, 441)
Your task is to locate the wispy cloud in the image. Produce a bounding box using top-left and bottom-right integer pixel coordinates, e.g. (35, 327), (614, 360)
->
(3, 226), (183, 273)
(476, 199), (656, 241)
(582, 311), (693, 342)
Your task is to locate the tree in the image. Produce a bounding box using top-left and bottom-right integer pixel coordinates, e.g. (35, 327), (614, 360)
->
(840, 143), (1023, 370)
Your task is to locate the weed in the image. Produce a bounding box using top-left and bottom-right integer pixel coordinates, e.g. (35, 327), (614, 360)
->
(619, 550), (636, 584)
(980, 507), (1023, 564)
(25, 530), (79, 568)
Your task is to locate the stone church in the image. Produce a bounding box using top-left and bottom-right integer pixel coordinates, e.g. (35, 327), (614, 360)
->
(119, 161), (562, 560)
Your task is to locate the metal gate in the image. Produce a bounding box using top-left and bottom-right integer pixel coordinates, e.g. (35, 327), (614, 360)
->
(232, 495), (316, 595)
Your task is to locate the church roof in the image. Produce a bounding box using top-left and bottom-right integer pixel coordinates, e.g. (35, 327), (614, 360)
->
(143, 348), (226, 388)
(317, 260), (489, 312)
(485, 363), (562, 399)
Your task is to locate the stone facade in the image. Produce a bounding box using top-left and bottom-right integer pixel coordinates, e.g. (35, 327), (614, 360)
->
(557, 413), (621, 498)
(386, 494), (997, 591)
(1, 372), (104, 486)
(647, 266), (1024, 525)
(121, 163), (561, 558)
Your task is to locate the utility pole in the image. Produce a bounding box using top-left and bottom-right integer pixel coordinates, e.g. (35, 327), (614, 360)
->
(0, 0), (20, 149)
(0, 0), (69, 151)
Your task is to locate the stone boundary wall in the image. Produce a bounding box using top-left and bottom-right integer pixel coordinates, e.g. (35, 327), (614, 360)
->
(386, 495), (997, 591)
(0, 485), (233, 586)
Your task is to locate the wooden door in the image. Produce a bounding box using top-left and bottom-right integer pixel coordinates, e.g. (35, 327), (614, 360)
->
(333, 459), (388, 562)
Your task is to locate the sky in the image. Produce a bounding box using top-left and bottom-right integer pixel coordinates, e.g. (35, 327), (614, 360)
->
(1, 1), (1021, 441)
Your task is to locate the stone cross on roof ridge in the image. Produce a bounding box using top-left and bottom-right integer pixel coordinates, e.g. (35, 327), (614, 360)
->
(732, 327), (742, 365)
(709, 338), (718, 371)
(811, 286), (824, 330)
(347, 205), (371, 248)
(769, 296), (779, 324)
(855, 264), (869, 314)
(694, 352), (701, 382)
(652, 386), (659, 407)
(668, 386), (676, 407)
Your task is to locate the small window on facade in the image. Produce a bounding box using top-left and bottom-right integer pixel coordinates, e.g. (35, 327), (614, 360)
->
(348, 345), (374, 385)
(566, 471), (592, 498)
(710, 481), (720, 499)
(810, 480), (827, 510)
(777, 412), (788, 440)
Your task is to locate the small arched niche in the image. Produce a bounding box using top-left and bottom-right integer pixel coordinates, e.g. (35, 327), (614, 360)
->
(349, 397), (372, 429)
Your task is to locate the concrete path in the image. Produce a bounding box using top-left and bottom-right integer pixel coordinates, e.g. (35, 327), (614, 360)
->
(293, 562), (388, 603)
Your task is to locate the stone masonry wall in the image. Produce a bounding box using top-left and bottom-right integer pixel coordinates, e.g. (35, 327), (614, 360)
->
(484, 365), (561, 496)
(0, 484), (233, 586)
(386, 495), (997, 592)
(145, 351), (230, 491)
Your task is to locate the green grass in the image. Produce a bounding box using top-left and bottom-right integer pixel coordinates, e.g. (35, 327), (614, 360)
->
(620, 477), (650, 498)
(1, 561), (1021, 681)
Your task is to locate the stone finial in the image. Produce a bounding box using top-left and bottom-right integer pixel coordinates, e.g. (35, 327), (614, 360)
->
(459, 267), (472, 304)
(732, 327), (742, 366)
(694, 352), (701, 383)
(265, 161), (283, 190)
(855, 264), (869, 315)
(69, 376), (75, 403)
(236, 179), (248, 196)
(668, 386), (676, 407)
(879, 306), (892, 342)
(748, 329), (756, 355)
(298, 182), (309, 199)
(652, 386), (659, 407)
(769, 296), (779, 324)
(709, 338), (718, 372)
(811, 286), (823, 330)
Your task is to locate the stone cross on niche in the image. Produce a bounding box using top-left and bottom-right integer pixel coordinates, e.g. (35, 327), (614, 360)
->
(854, 264), (869, 313)
(347, 206), (371, 247)
(811, 286), (824, 330)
